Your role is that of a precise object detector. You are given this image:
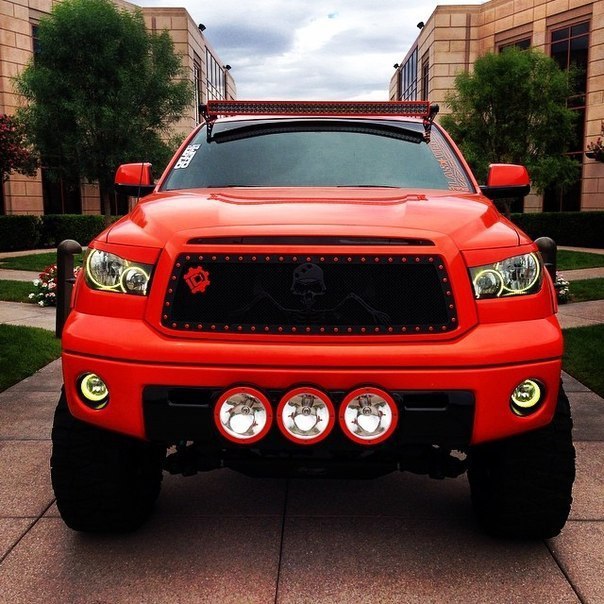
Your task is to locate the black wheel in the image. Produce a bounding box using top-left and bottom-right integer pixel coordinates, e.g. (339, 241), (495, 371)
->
(51, 390), (166, 533)
(468, 383), (575, 539)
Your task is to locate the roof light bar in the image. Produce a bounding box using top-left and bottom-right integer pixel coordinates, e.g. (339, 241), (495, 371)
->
(204, 100), (433, 119)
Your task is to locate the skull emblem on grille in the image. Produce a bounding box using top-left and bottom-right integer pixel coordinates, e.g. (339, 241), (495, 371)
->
(291, 263), (326, 309)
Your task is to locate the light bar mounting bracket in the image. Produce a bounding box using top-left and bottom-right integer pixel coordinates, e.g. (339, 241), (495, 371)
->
(200, 100), (440, 143)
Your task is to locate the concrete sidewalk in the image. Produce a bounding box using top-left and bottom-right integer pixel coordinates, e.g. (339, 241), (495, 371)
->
(0, 301), (55, 331)
(0, 269), (39, 283)
(0, 360), (602, 603)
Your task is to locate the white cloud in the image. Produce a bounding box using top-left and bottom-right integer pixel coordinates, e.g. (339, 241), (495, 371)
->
(132, 0), (484, 100)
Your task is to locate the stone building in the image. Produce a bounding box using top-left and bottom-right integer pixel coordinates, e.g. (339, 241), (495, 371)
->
(390, 0), (603, 212)
(0, 0), (236, 215)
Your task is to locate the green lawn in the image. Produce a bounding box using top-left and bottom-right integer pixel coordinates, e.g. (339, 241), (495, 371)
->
(563, 324), (604, 398)
(0, 280), (34, 303)
(569, 278), (604, 303)
(0, 251), (84, 272)
(557, 250), (604, 271)
(0, 324), (61, 392)
(0, 251), (57, 271)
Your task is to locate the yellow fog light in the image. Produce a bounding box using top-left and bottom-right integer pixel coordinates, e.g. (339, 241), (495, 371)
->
(79, 373), (109, 409)
(510, 379), (542, 416)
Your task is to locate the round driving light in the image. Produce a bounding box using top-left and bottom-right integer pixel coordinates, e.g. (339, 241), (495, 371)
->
(510, 379), (543, 415)
(214, 387), (272, 444)
(78, 373), (109, 409)
(277, 387), (335, 445)
(339, 388), (398, 445)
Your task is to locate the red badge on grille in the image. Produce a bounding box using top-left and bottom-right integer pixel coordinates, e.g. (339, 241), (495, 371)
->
(184, 266), (211, 294)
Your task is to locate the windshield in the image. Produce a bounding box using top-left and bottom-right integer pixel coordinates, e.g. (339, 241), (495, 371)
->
(162, 119), (473, 192)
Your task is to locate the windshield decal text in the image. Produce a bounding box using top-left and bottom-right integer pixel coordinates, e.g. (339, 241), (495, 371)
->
(173, 144), (200, 169)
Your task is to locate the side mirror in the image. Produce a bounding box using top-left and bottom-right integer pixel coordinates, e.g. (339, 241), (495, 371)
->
(114, 163), (155, 197)
(479, 164), (530, 200)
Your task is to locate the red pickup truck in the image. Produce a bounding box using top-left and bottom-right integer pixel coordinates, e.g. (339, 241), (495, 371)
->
(51, 100), (574, 538)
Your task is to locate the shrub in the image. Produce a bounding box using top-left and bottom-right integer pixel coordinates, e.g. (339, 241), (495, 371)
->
(0, 214), (122, 251)
(0, 215), (42, 251)
(511, 212), (604, 248)
(40, 214), (115, 247)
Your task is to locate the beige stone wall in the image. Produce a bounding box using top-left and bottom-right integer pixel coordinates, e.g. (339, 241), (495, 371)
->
(143, 7), (196, 136)
(1, 0), (235, 215)
(0, 0), (56, 214)
(143, 7), (237, 137)
(583, 3), (604, 209)
(391, 0), (604, 211)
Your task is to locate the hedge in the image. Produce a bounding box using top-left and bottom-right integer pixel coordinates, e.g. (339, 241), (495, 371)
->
(1, 211), (602, 252)
(0, 214), (121, 252)
(40, 215), (116, 248)
(511, 212), (604, 248)
(0, 215), (42, 251)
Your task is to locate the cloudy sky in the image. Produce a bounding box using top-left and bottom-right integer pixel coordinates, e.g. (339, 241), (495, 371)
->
(132, 0), (483, 100)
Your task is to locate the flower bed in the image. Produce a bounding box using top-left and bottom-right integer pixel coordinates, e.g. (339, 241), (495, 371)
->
(29, 264), (81, 307)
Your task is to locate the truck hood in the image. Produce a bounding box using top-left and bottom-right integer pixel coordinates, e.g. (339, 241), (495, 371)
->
(104, 188), (526, 250)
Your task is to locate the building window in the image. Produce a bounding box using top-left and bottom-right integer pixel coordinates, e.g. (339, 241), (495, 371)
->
(41, 169), (82, 215)
(543, 20), (589, 212)
(206, 49), (225, 101)
(400, 48), (418, 101)
(499, 38), (531, 52)
(31, 24), (41, 57)
(193, 54), (202, 123)
(421, 54), (429, 100)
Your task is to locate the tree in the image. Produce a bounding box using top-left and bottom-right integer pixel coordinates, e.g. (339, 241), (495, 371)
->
(441, 47), (579, 213)
(0, 114), (38, 182)
(15, 0), (192, 217)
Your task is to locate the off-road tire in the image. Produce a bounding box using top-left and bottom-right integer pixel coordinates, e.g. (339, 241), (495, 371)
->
(51, 391), (166, 533)
(468, 383), (575, 539)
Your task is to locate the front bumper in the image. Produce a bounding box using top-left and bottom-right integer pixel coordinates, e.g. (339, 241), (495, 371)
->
(143, 385), (474, 447)
(62, 311), (562, 446)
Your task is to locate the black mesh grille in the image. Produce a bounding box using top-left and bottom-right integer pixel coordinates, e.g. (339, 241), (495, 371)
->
(162, 253), (457, 335)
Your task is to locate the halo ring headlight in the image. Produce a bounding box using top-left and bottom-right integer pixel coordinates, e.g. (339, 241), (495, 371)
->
(277, 387), (335, 445)
(472, 268), (504, 298)
(120, 265), (151, 295)
(497, 253), (541, 293)
(339, 387), (398, 445)
(469, 252), (542, 299)
(85, 249), (153, 295)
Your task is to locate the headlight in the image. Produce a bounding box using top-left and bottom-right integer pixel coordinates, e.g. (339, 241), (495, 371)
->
(469, 252), (542, 299)
(85, 249), (153, 295)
